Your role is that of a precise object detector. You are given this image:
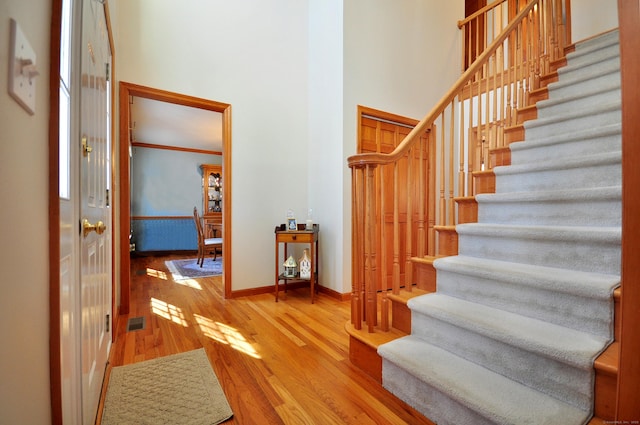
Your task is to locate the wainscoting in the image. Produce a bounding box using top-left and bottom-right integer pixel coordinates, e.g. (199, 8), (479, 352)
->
(131, 216), (197, 252)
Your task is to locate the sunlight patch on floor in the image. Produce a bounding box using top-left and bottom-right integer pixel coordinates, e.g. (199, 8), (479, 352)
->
(194, 314), (261, 359)
(172, 278), (202, 290)
(151, 297), (188, 327)
(146, 268), (167, 280)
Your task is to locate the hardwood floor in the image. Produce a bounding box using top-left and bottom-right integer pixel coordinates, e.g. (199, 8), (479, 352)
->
(100, 253), (432, 425)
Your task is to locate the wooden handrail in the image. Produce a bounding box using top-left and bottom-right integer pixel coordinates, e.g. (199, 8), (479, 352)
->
(347, 0), (541, 170)
(457, 0), (508, 29)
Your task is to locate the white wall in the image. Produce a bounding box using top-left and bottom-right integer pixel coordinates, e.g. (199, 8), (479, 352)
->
(571, 0), (618, 43)
(115, 0), (310, 290)
(308, 0), (345, 293)
(0, 1), (52, 423)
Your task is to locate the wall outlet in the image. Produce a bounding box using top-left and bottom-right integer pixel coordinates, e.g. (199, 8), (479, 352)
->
(8, 19), (38, 115)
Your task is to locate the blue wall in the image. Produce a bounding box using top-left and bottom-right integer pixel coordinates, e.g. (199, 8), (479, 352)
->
(131, 146), (221, 251)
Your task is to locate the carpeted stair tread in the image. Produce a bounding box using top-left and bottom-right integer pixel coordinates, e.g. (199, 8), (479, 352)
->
(543, 60), (620, 103)
(495, 150), (620, 174)
(476, 186), (621, 226)
(457, 222), (620, 245)
(561, 30), (619, 68)
(537, 75), (620, 117)
(408, 294), (608, 370)
(556, 48), (620, 83)
(509, 123), (621, 163)
(434, 255), (619, 337)
(457, 222), (620, 274)
(524, 99), (620, 133)
(379, 336), (589, 425)
(494, 151), (621, 193)
(435, 255), (619, 301)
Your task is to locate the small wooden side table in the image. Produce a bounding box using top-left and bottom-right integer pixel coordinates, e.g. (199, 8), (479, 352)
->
(274, 223), (319, 303)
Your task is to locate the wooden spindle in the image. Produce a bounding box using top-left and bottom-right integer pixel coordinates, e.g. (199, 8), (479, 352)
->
(351, 167), (362, 329)
(380, 291), (389, 332)
(417, 136), (426, 257)
(459, 93), (466, 197)
(379, 163), (386, 294)
(448, 103), (455, 225)
(392, 161), (400, 294)
(439, 112), (446, 227)
(405, 148), (413, 289)
(468, 73), (476, 193)
(364, 165), (376, 332)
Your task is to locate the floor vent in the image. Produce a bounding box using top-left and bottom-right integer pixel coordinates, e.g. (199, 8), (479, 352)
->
(127, 316), (146, 332)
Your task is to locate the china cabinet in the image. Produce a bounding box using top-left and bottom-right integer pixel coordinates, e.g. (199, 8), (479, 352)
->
(200, 164), (222, 236)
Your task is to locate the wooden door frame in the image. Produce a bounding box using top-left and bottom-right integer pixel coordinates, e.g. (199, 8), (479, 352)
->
(617, 0), (640, 419)
(117, 82), (233, 314)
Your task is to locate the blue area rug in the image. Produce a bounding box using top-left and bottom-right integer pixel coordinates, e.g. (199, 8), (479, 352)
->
(165, 258), (222, 280)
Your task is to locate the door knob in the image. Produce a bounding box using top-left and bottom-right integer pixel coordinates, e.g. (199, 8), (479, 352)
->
(82, 219), (106, 237)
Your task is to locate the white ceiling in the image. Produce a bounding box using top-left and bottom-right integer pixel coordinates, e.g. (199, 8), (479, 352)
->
(130, 96), (223, 152)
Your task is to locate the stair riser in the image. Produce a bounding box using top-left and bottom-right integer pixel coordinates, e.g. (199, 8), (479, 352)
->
(477, 197), (621, 227)
(410, 313), (592, 410)
(457, 231), (621, 275)
(524, 108), (621, 141)
(382, 361), (496, 425)
(435, 268), (614, 337)
(510, 132), (621, 165)
(537, 86), (621, 121)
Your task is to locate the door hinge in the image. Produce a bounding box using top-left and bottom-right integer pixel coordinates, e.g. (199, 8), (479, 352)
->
(106, 314), (110, 333)
(105, 63), (110, 82)
(106, 188), (110, 207)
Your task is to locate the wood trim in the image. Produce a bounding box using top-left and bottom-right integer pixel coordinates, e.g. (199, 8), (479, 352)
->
(104, 0), (118, 345)
(49, 0), (63, 423)
(118, 82), (233, 311)
(358, 105), (421, 127)
(131, 141), (222, 156)
(222, 104), (232, 299)
(118, 83), (131, 314)
(616, 0), (640, 419)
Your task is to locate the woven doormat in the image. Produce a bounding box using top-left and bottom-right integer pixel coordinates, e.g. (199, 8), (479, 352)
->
(101, 348), (233, 425)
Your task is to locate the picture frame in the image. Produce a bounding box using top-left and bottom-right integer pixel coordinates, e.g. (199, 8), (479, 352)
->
(287, 218), (297, 230)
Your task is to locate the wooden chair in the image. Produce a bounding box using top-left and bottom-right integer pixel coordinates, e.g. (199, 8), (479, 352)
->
(193, 207), (223, 267)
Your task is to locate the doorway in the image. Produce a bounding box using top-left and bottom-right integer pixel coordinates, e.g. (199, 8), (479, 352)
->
(117, 83), (232, 314)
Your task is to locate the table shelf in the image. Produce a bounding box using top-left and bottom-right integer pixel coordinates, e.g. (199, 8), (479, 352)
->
(275, 224), (319, 303)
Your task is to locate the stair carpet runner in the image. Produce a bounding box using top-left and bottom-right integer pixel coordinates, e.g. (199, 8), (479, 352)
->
(378, 30), (621, 425)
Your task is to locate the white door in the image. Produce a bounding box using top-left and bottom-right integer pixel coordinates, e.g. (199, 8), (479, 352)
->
(79, 0), (112, 423)
(59, 0), (112, 423)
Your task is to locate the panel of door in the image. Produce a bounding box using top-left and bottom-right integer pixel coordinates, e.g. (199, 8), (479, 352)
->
(79, 0), (112, 423)
(359, 114), (430, 292)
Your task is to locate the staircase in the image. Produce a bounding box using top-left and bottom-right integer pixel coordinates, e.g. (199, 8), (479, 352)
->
(377, 30), (621, 425)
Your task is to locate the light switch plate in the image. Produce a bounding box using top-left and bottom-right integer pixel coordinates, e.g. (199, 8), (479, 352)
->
(8, 18), (37, 115)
